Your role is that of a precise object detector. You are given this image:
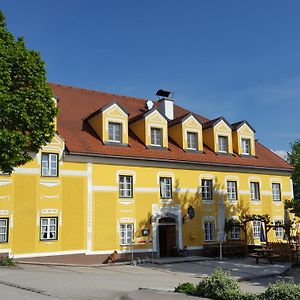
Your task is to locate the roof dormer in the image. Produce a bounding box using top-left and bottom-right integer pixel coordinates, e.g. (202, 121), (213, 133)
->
(231, 121), (256, 156)
(169, 113), (203, 152)
(87, 101), (129, 145)
(130, 108), (168, 149)
(203, 117), (233, 154)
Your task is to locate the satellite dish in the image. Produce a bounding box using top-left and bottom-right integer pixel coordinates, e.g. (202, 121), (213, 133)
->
(146, 100), (154, 110)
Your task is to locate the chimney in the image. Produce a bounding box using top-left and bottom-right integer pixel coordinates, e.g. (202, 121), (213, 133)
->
(156, 89), (174, 120)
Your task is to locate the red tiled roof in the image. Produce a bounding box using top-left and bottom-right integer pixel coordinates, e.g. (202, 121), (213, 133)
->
(49, 83), (293, 171)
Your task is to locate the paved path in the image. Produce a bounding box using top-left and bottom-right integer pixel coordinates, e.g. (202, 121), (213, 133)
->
(0, 258), (294, 299)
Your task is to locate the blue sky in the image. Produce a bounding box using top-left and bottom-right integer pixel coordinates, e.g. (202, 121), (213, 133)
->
(2, 1), (300, 152)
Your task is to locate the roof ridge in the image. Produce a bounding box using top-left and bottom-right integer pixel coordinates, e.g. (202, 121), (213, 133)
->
(48, 82), (148, 103)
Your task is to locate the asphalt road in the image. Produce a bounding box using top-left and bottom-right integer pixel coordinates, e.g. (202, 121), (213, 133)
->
(0, 260), (297, 299)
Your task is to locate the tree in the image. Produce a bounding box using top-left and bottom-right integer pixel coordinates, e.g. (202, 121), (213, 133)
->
(285, 139), (300, 217)
(0, 11), (58, 174)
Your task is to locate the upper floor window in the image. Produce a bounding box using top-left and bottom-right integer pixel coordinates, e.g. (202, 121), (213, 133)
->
(187, 132), (198, 150)
(109, 122), (122, 143)
(41, 153), (58, 177)
(40, 217), (58, 241)
(241, 138), (251, 155)
(119, 175), (133, 198)
(0, 218), (8, 243)
(218, 136), (228, 153)
(150, 127), (162, 147)
(250, 182), (260, 201)
(120, 223), (133, 245)
(202, 179), (213, 200)
(227, 181), (237, 201)
(252, 220), (261, 239)
(204, 221), (214, 241)
(160, 177), (172, 199)
(272, 183), (281, 202)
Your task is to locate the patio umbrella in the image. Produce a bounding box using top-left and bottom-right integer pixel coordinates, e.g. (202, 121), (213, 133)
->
(217, 198), (226, 259)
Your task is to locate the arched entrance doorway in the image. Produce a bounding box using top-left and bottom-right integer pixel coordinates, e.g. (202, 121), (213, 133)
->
(158, 217), (177, 257)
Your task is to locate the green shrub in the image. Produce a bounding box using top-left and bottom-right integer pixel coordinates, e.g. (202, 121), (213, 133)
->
(195, 268), (242, 300)
(174, 282), (196, 295)
(260, 280), (300, 300)
(0, 257), (16, 267)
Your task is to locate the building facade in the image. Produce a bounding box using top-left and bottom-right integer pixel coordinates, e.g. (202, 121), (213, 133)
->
(0, 84), (294, 259)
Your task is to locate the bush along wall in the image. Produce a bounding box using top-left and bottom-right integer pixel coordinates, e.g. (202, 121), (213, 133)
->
(174, 268), (300, 300)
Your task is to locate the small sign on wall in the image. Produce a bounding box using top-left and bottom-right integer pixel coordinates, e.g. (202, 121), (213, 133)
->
(142, 228), (150, 236)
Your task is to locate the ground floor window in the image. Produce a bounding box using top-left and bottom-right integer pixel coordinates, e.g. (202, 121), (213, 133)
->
(230, 226), (240, 240)
(274, 220), (284, 238)
(40, 217), (58, 240)
(120, 223), (133, 245)
(204, 222), (214, 241)
(0, 218), (8, 243)
(252, 220), (261, 239)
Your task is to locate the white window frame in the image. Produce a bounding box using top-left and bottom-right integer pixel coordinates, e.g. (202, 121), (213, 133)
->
(218, 135), (228, 153)
(150, 127), (162, 147)
(274, 219), (284, 239)
(227, 181), (237, 201)
(202, 179), (213, 200)
(0, 218), (8, 243)
(119, 223), (133, 245)
(119, 175), (133, 198)
(230, 226), (240, 240)
(160, 177), (172, 199)
(40, 217), (58, 241)
(272, 183), (281, 202)
(108, 122), (122, 143)
(187, 132), (198, 150)
(241, 138), (251, 155)
(41, 153), (58, 177)
(252, 220), (261, 239)
(204, 222), (214, 241)
(250, 182), (260, 201)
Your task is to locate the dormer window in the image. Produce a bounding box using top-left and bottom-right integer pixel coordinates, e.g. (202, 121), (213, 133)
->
(151, 127), (162, 147)
(241, 138), (251, 155)
(187, 132), (198, 150)
(218, 136), (228, 153)
(109, 122), (122, 143)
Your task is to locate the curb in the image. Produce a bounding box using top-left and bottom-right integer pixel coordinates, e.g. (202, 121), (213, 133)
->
(16, 260), (132, 268)
(237, 264), (293, 282)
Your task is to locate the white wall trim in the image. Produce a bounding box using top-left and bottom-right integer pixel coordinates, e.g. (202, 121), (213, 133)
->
(135, 187), (160, 192)
(92, 186), (118, 192)
(88, 249), (154, 255)
(87, 163), (92, 253)
(186, 246), (204, 250)
(61, 170), (89, 176)
(13, 250), (86, 259)
(14, 168), (40, 174)
(0, 179), (12, 186)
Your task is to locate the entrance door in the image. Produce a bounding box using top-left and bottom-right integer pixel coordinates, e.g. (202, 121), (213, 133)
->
(158, 217), (176, 257)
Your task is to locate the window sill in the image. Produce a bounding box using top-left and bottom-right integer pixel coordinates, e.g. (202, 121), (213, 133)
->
(184, 149), (203, 154)
(202, 200), (213, 205)
(228, 200), (238, 205)
(118, 199), (134, 204)
(104, 142), (128, 147)
(251, 200), (261, 204)
(147, 145), (168, 151)
(273, 201), (282, 205)
(216, 152), (234, 156)
(240, 154), (256, 158)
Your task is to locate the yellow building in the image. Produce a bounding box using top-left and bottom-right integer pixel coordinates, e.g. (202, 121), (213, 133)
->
(0, 84), (294, 259)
